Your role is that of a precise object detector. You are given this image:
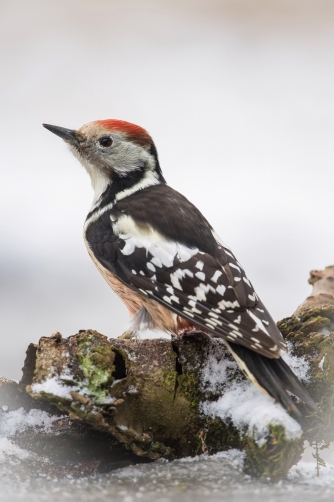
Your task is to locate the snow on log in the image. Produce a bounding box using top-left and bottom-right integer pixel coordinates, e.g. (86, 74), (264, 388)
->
(21, 330), (305, 479)
(1, 265), (334, 481)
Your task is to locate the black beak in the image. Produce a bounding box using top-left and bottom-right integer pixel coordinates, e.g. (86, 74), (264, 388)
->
(43, 123), (78, 143)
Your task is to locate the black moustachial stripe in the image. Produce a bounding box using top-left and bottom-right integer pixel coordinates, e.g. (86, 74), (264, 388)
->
(86, 150), (166, 221)
(86, 167), (146, 221)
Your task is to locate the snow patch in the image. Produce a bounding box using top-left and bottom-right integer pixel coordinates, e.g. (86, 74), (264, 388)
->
(0, 408), (60, 438)
(289, 461), (334, 486)
(319, 354), (326, 371)
(0, 438), (31, 462)
(138, 328), (171, 340)
(200, 342), (302, 444)
(281, 341), (311, 383)
(201, 379), (302, 444)
(127, 385), (138, 394)
(118, 425), (128, 431)
(0, 408), (62, 464)
(31, 370), (113, 404)
(201, 351), (237, 394)
(212, 448), (246, 469)
(31, 375), (74, 399)
(178, 448), (245, 469)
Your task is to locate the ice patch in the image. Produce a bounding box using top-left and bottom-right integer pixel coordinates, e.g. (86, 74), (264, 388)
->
(123, 349), (137, 361)
(0, 408), (62, 464)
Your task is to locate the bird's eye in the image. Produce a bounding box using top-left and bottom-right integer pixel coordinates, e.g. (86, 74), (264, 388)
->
(99, 136), (113, 147)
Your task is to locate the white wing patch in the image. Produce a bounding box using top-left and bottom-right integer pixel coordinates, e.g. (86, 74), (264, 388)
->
(109, 214), (285, 357)
(112, 214), (199, 268)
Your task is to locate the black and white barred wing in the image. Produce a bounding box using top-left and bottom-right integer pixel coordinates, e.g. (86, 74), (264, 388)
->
(113, 224), (286, 358)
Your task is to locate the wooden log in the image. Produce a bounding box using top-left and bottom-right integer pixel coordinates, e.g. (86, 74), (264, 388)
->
(20, 331), (305, 480)
(5, 266), (334, 480)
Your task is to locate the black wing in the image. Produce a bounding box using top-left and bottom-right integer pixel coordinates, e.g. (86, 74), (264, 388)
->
(86, 184), (286, 358)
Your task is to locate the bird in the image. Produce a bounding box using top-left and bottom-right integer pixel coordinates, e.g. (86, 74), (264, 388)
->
(43, 119), (317, 415)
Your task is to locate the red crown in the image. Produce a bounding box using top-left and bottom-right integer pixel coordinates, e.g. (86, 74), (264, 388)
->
(96, 119), (152, 147)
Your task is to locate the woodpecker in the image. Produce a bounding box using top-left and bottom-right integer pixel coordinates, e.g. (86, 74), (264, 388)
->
(43, 119), (317, 415)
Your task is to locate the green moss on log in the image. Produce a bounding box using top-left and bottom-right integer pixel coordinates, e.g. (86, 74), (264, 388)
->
(278, 303), (334, 443)
(20, 266), (334, 480)
(76, 332), (116, 401)
(243, 425), (304, 480)
(23, 326), (322, 480)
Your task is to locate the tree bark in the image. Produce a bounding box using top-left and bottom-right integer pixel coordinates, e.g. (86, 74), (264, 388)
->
(277, 265), (334, 446)
(3, 266), (334, 481)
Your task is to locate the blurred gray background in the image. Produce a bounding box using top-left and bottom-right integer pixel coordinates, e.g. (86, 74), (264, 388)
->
(1, 0), (333, 380)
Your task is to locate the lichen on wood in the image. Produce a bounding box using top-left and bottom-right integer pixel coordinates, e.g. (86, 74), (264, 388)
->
(8, 265), (334, 481)
(277, 265), (334, 445)
(22, 331), (303, 480)
(24, 331), (242, 460)
(0, 378), (148, 477)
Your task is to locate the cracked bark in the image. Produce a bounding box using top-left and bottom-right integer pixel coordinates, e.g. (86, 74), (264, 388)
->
(1, 266), (334, 480)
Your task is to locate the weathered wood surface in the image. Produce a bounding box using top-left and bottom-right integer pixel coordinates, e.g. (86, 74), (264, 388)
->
(1, 266), (333, 480)
(278, 265), (334, 445)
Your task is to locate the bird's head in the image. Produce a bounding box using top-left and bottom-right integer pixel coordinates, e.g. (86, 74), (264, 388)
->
(43, 119), (165, 203)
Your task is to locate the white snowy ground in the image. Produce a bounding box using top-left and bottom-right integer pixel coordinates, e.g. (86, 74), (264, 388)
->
(0, 423), (334, 502)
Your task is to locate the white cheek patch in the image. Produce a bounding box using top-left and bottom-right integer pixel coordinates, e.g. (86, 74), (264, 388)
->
(69, 132), (160, 209)
(111, 138), (156, 176)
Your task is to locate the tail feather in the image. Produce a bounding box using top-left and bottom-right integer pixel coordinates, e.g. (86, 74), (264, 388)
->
(227, 342), (319, 416)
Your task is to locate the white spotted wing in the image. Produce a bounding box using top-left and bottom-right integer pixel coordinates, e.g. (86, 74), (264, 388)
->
(112, 215), (286, 358)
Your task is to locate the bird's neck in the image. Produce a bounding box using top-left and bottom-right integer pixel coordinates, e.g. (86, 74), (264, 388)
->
(86, 168), (165, 223)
